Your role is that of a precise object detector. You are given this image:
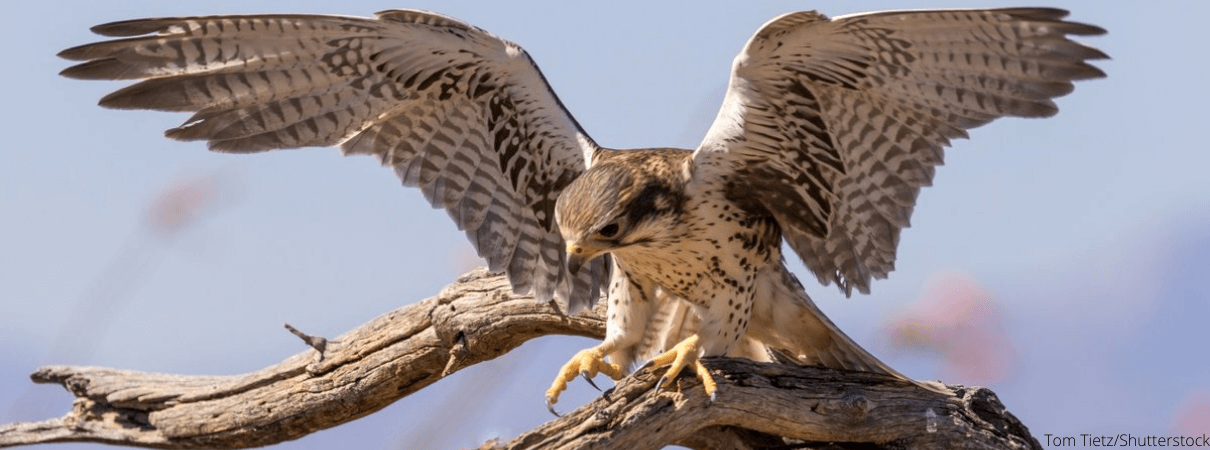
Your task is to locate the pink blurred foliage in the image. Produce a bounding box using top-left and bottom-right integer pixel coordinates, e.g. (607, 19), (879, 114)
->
(144, 171), (233, 237)
(1172, 392), (1210, 435)
(887, 271), (1016, 385)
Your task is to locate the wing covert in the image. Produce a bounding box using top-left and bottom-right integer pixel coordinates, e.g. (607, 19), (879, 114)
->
(60, 10), (608, 311)
(693, 8), (1106, 295)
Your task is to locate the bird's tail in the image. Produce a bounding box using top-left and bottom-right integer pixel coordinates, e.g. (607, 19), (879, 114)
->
(747, 264), (952, 395)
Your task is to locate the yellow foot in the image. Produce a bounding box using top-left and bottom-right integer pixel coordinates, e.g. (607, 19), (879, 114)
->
(643, 334), (719, 402)
(545, 345), (625, 415)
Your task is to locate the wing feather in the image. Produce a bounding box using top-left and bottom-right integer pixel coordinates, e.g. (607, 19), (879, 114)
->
(60, 10), (607, 310)
(694, 8), (1105, 295)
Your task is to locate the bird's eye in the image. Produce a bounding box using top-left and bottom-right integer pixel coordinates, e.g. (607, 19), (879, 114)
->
(598, 223), (620, 238)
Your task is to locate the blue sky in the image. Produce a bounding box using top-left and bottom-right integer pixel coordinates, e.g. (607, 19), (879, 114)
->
(2, 1), (1207, 448)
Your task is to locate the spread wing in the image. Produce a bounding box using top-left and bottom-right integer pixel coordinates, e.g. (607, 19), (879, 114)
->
(693, 8), (1106, 295)
(59, 10), (608, 311)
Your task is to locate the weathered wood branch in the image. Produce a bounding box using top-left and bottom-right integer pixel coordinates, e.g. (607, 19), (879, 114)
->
(0, 269), (597, 449)
(497, 359), (1040, 450)
(0, 269), (1040, 449)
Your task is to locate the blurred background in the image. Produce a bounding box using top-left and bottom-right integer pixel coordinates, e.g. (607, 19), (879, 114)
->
(2, 0), (1206, 448)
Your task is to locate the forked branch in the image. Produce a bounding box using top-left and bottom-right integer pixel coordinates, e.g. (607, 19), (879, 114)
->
(0, 269), (1039, 449)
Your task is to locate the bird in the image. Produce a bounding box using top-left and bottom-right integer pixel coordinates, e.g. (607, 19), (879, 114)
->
(58, 7), (1106, 412)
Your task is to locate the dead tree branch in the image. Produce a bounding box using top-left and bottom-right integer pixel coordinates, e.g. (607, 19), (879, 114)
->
(496, 358), (1040, 450)
(0, 269), (1039, 449)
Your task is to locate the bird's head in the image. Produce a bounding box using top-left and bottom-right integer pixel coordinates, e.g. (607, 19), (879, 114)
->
(555, 160), (685, 274)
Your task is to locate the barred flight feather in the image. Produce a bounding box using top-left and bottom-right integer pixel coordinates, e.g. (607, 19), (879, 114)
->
(60, 10), (607, 311)
(695, 7), (1106, 296)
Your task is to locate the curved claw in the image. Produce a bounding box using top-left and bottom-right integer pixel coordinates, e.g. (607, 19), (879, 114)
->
(654, 375), (668, 392)
(581, 371), (602, 391)
(545, 397), (561, 417)
(640, 335), (720, 401)
(546, 344), (626, 412)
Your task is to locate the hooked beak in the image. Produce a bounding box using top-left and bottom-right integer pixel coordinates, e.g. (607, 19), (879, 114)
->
(565, 240), (607, 275)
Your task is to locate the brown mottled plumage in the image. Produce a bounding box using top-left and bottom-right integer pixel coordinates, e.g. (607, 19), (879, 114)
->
(551, 145), (925, 404)
(59, 7), (1105, 409)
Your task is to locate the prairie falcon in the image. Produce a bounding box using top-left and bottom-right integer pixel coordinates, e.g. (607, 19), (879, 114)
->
(58, 7), (1106, 409)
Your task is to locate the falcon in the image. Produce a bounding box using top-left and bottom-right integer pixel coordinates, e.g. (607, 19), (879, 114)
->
(59, 7), (1106, 411)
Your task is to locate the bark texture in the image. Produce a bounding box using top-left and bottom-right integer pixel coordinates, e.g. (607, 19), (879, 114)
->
(0, 269), (1040, 449)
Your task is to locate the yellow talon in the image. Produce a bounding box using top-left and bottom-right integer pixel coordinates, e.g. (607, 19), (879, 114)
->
(694, 359), (718, 401)
(645, 334), (718, 401)
(545, 344), (625, 414)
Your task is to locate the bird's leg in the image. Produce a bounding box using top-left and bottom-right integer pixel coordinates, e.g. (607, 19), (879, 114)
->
(545, 342), (626, 414)
(643, 334), (718, 401)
